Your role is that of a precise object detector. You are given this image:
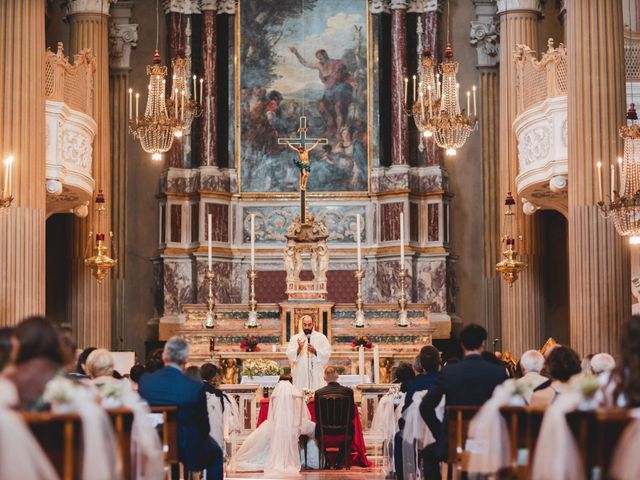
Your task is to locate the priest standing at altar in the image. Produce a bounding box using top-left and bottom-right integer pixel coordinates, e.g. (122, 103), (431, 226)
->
(286, 315), (332, 390)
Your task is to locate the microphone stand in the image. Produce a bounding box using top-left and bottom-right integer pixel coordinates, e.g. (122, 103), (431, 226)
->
(306, 334), (312, 389)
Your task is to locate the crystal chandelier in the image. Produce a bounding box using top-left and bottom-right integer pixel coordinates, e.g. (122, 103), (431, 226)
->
(1, 155), (14, 212)
(167, 55), (202, 139)
(406, 1), (478, 156)
(597, 104), (640, 244)
(496, 192), (527, 285)
(84, 191), (117, 282)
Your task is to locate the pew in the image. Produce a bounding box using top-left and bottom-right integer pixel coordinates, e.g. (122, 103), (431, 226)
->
(445, 405), (480, 479)
(149, 406), (179, 466)
(108, 408), (135, 479)
(499, 406), (545, 479)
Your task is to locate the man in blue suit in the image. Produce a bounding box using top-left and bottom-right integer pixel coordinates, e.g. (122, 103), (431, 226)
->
(419, 324), (508, 479)
(139, 336), (223, 480)
(394, 345), (441, 478)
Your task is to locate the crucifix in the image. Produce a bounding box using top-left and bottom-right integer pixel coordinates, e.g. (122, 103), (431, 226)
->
(278, 116), (328, 224)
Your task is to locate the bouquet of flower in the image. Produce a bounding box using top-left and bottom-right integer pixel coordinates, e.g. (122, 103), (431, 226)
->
(302, 388), (315, 404)
(240, 335), (260, 352)
(98, 382), (124, 409)
(242, 359), (283, 378)
(351, 335), (373, 350)
(571, 374), (600, 410)
(42, 375), (77, 412)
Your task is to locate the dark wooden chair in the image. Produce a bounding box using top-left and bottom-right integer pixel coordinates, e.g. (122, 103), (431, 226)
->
(315, 393), (354, 470)
(107, 408), (135, 479)
(444, 406), (480, 480)
(149, 406), (179, 478)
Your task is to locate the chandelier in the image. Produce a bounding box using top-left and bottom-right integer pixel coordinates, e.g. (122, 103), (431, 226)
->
(405, 2), (478, 156)
(167, 55), (202, 139)
(496, 192), (527, 285)
(84, 191), (117, 282)
(597, 104), (640, 244)
(1, 155), (14, 212)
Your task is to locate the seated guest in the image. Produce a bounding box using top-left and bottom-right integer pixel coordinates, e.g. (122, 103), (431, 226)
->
(590, 352), (615, 379)
(393, 362), (416, 393)
(314, 366), (355, 468)
(138, 336), (222, 480)
(85, 348), (118, 386)
(530, 346), (581, 408)
(419, 323), (509, 479)
(7, 316), (64, 410)
(395, 345), (441, 478)
(129, 363), (145, 385)
(0, 327), (15, 373)
(517, 349), (549, 404)
(144, 347), (164, 374)
(413, 355), (424, 375)
(611, 316), (640, 407)
(69, 346), (96, 379)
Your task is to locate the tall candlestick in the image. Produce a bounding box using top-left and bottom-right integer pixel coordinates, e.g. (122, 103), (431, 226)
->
(611, 164), (615, 198)
(356, 214), (362, 270)
(400, 211), (405, 268)
(208, 213), (213, 271)
(358, 346), (365, 384)
(597, 161), (603, 203)
(618, 157), (624, 196)
(128, 88), (132, 120)
(192, 75), (197, 101)
(250, 213), (255, 270)
(472, 85), (477, 116)
(135, 93), (139, 121)
(412, 75), (416, 102)
(373, 346), (380, 384)
(200, 78), (203, 105)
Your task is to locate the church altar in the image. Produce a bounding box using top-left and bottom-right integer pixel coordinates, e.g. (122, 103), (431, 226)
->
(240, 374), (370, 388)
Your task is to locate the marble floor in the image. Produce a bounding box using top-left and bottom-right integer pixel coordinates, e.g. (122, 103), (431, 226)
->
(226, 467), (387, 479)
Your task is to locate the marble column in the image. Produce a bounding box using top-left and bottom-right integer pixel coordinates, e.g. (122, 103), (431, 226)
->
(109, 1), (137, 349)
(390, 0), (409, 166)
(66, 0), (113, 348)
(497, 0), (543, 355)
(567, 0), (631, 355)
(201, 0), (217, 167)
(0, 0), (46, 325)
(165, 1), (185, 169)
(471, 0), (501, 344)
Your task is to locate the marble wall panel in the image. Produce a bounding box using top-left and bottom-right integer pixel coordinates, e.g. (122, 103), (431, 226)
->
(371, 166), (410, 192)
(255, 270), (358, 304)
(163, 260), (195, 315)
(170, 205), (182, 243)
(408, 170), (444, 192)
(363, 259), (413, 303)
(196, 260), (242, 304)
(201, 171), (232, 192)
(242, 206), (366, 243)
(380, 202), (404, 242)
(205, 203), (229, 242)
(414, 259), (447, 311)
(427, 203), (439, 242)
(410, 202), (419, 242)
(166, 174), (199, 194)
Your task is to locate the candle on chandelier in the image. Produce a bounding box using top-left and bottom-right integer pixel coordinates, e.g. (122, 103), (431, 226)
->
(135, 93), (139, 121)
(597, 161), (603, 203)
(174, 88), (179, 118)
(128, 88), (132, 120)
(428, 85), (433, 117)
(181, 90), (185, 121)
(472, 85), (477, 117)
(400, 211), (405, 269)
(404, 77), (409, 105)
(200, 78), (204, 105)
(467, 91), (470, 117)
(618, 157), (624, 196)
(250, 213), (256, 270)
(412, 75), (416, 102)
(356, 214), (362, 271)
(419, 83), (425, 120)
(208, 213), (213, 271)
(3, 155), (13, 198)
(611, 163), (616, 199)
(436, 74), (441, 97)
(193, 75), (197, 102)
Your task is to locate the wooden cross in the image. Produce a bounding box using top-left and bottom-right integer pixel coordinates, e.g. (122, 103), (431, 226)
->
(278, 116), (328, 224)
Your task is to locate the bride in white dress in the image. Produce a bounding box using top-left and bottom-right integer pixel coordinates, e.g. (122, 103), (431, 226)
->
(229, 379), (318, 476)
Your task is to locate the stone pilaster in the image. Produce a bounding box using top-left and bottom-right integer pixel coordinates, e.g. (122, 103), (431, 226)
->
(471, 0), (502, 345)
(0, 0), (46, 325)
(201, 0), (217, 167)
(109, 1), (137, 349)
(66, 0), (113, 348)
(391, 0), (409, 166)
(567, 0), (631, 355)
(497, 0), (543, 355)
(164, 0), (185, 169)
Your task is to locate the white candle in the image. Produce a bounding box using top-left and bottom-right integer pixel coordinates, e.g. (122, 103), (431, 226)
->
(208, 213), (213, 271)
(472, 85), (477, 116)
(174, 88), (178, 117)
(404, 77), (408, 104)
(597, 161), (603, 203)
(618, 157), (624, 196)
(400, 211), (405, 268)
(428, 85), (433, 117)
(200, 78), (204, 105)
(466, 91), (470, 116)
(373, 346), (380, 384)
(250, 213), (255, 270)
(358, 346), (365, 384)
(192, 75), (197, 101)
(356, 214), (362, 270)
(611, 164), (616, 198)
(419, 86), (425, 120)
(271, 345), (277, 353)
(135, 93), (139, 121)
(128, 88), (132, 119)
(412, 75), (416, 102)
(3, 155), (12, 197)
(181, 90), (185, 120)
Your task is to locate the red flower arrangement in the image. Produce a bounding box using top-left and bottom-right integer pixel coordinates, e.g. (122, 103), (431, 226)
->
(240, 335), (260, 352)
(351, 336), (373, 350)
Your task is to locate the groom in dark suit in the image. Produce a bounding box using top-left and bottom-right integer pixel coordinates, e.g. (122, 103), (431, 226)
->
(419, 324), (508, 479)
(139, 336), (223, 480)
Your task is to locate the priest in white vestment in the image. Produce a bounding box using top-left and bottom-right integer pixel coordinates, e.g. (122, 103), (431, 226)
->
(286, 315), (331, 391)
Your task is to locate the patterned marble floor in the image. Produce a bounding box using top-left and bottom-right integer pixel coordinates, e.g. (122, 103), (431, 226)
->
(226, 467), (388, 479)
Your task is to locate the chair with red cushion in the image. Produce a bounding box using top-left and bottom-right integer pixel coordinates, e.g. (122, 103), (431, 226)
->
(316, 393), (353, 469)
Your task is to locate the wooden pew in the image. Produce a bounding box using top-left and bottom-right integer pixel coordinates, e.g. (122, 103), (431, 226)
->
(108, 408), (135, 479)
(499, 406), (545, 479)
(23, 411), (84, 480)
(445, 405), (480, 478)
(149, 406), (179, 466)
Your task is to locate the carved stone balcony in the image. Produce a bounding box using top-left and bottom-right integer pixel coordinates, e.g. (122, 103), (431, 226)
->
(44, 43), (96, 217)
(513, 40), (568, 216)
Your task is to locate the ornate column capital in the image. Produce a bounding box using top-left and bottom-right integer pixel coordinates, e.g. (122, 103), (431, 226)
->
(407, 0), (442, 13)
(109, 1), (137, 71)
(390, 0), (409, 10)
(163, 0), (200, 14)
(471, 0), (499, 67)
(200, 0), (217, 11)
(64, 0), (115, 17)
(496, 0), (542, 14)
(369, 0), (390, 14)
(215, 0), (236, 15)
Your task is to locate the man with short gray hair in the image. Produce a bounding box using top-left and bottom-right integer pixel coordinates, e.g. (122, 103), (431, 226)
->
(139, 336), (223, 479)
(517, 350), (548, 403)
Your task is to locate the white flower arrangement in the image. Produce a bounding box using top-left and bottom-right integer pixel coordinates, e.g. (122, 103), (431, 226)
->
(98, 382), (124, 409)
(302, 388), (315, 404)
(570, 373), (600, 410)
(502, 378), (532, 406)
(242, 359), (283, 378)
(42, 376), (77, 412)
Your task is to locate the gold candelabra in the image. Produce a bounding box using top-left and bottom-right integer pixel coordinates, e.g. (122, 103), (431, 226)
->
(353, 269), (366, 327)
(245, 269), (260, 328)
(204, 269), (215, 328)
(397, 268), (409, 327)
(495, 193), (527, 285)
(84, 191), (117, 282)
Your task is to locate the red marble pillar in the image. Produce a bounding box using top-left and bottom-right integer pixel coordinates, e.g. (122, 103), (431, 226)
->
(166, 10), (184, 169)
(201, 7), (217, 167)
(422, 9), (440, 166)
(391, 0), (409, 166)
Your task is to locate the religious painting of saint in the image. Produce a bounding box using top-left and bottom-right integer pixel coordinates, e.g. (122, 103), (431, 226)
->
(237, 0), (370, 193)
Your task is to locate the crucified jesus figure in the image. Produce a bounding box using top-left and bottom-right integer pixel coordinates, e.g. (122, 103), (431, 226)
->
(283, 140), (322, 192)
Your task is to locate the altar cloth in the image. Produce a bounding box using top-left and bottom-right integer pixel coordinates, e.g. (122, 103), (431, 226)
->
(240, 374), (371, 388)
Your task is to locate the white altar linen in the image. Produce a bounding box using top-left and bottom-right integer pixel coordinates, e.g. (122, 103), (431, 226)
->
(240, 374), (370, 388)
